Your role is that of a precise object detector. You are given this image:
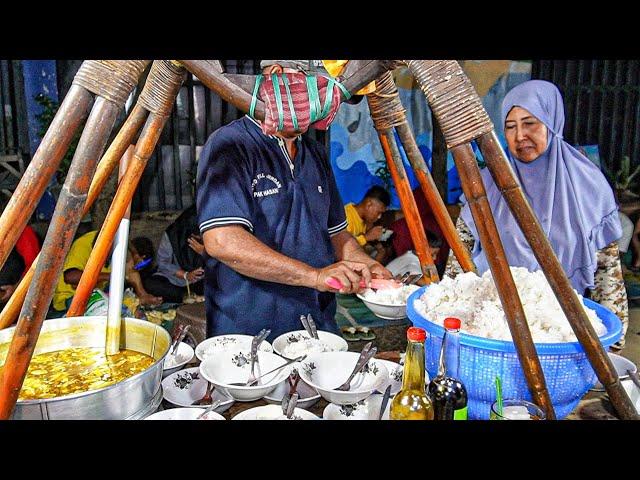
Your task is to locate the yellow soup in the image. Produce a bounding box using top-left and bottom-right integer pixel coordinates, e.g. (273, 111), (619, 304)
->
(1, 347), (155, 400)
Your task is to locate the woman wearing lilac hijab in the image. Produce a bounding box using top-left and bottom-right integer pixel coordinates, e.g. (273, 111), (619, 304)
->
(446, 80), (629, 349)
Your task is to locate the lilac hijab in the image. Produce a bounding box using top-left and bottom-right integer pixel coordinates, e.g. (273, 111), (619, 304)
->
(460, 80), (622, 293)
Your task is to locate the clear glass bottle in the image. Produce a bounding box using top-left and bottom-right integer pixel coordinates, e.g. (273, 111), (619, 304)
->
(390, 327), (434, 420)
(428, 317), (468, 420)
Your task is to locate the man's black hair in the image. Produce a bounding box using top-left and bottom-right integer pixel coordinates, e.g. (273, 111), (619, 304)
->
(362, 185), (391, 207)
(426, 230), (442, 247)
(131, 236), (155, 260)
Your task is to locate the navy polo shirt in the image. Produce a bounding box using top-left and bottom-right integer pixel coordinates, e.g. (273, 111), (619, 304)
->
(196, 116), (348, 341)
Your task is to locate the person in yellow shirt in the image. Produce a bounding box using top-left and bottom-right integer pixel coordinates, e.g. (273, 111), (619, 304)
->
(52, 230), (161, 313)
(344, 186), (391, 248)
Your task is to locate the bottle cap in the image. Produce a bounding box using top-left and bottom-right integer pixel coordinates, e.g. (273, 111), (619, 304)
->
(444, 317), (461, 330)
(407, 327), (426, 342)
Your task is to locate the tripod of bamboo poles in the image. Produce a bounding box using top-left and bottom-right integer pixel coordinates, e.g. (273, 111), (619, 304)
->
(365, 71), (476, 284)
(0, 59), (636, 420)
(0, 61), (152, 419)
(0, 60), (389, 419)
(405, 59), (639, 420)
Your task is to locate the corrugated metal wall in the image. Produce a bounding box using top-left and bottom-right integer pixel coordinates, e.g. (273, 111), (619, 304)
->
(532, 60), (640, 175)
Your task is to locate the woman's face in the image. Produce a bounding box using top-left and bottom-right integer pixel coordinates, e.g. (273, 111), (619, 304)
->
(504, 106), (548, 163)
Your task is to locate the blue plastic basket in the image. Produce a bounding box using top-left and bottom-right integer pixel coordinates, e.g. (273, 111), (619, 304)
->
(406, 286), (622, 419)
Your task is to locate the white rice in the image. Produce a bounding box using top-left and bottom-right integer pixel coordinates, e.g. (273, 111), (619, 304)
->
(413, 266), (606, 343)
(282, 338), (333, 358)
(362, 284), (421, 306)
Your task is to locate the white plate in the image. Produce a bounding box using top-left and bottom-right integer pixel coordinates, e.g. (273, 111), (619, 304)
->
(262, 378), (321, 409)
(163, 341), (195, 378)
(232, 404), (319, 420)
(272, 330), (348, 360)
(323, 393), (391, 420)
(195, 334), (273, 362)
(374, 359), (430, 396)
(162, 367), (234, 413)
(145, 407), (225, 420)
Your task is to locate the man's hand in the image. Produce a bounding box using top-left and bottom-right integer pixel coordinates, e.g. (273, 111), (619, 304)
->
(188, 235), (205, 256)
(0, 284), (16, 303)
(368, 260), (392, 279)
(364, 225), (384, 242)
(314, 260), (372, 294)
(186, 268), (205, 283)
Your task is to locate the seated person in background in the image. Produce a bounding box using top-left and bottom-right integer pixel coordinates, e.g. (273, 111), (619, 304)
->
(15, 224), (41, 276)
(385, 230), (442, 279)
(51, 230), (162, 314)
(389, 186), (450, 276)
(0, 248), (25, 306)
(142, 205), (205, 304)
(345, 186), (391, 260)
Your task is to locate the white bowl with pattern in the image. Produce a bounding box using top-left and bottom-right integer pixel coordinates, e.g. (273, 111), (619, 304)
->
(232, 404), (319, 420)
(298, 351), (389, 405)
(161, 367), (234, 413)
(272, 330), (348, 360)
(195, 334), (273, 362)
(323, 393), (391, 420)
(162, 341), (195, 378)
(199, 350), (292, 402)
(144, 407), (225, 420)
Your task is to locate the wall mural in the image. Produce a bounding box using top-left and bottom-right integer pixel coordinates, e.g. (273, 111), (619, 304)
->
(329, 61), (532, 208)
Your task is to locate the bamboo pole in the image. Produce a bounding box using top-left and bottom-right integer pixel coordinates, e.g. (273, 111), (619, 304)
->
(0, 85), (93, 271)
(0, 97), (120, 419)
(451, 142), (556, 419)
(0, 104), (149, 330)
(66, 60), (185, 317)
(395, 122), (475, 273)
(378, 130), (438, 283)
(406, 59), (555, 419)
(181, 60), (396, 121)
(66, 113), (169, 317)
(476, 131), (640, 420)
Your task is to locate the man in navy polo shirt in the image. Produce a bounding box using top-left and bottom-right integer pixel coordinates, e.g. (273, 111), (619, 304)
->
(196, 60), (391, 341)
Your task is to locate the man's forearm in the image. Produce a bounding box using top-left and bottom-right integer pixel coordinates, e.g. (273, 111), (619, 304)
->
(203, 226), (318, 288)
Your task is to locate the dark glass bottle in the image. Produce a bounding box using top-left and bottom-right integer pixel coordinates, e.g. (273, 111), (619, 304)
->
(428, 317), (468, 420)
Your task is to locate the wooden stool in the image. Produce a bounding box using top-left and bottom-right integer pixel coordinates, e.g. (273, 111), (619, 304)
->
(175, 302), (207, 346)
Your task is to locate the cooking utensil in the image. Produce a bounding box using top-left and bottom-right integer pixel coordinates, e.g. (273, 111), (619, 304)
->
(378, 384), (392, 420)
(247, 328), (270, 386)
(192, 381), (215, 406)
(229, 355), (305, 387)
(170, 324), (190, 356)
(335, 342), (377, 391)
(196, 398), (222, 419)
(306, 313), (319, 340)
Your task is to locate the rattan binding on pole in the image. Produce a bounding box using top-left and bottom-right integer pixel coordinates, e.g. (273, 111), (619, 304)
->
(73, 60), (149, 107)
(366, 71), (406, 131)
(405, 60), (494, 148)
(139, 60), (187, 116)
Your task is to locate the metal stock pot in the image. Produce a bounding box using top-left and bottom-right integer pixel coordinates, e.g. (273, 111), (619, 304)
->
(0, 316), (170, 420)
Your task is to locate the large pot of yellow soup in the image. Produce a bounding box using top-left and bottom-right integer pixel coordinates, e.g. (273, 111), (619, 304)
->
(0, 316), (171, 420)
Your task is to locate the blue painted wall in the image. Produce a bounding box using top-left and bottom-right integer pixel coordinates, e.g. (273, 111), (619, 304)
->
(21, 60), (58, 156)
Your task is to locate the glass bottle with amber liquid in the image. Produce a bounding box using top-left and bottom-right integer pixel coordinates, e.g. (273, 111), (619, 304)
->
(428, 317), (468, 420)
(390, 327), (434, 420)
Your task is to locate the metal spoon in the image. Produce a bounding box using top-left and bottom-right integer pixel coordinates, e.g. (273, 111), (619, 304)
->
(196, 399), (222, 419)
(192, 381), (215, 406)
(335, 342), (377, 391)
(306, 313), (319, 340)
(247, 328), (270, 385)
(378, 385), (392, 420)
(170, 324), (190, 356)
(229, 355), (306, 387)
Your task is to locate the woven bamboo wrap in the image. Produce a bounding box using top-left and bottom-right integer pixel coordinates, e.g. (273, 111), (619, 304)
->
(405, 60), (494, 148)
(73, 60), (149, 106)
(139, 60), (187, 116)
